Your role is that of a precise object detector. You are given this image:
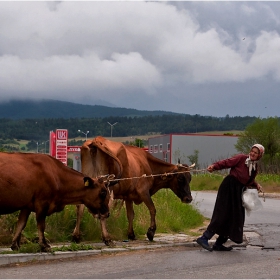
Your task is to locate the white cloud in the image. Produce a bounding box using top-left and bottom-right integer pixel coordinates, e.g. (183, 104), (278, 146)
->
(0, 1), (279, 117)
(0, 52), (161, 94)
(240, 3), (257, 16)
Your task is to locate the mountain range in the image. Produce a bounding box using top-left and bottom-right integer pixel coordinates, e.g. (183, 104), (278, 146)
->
(0, 99), (180, 120)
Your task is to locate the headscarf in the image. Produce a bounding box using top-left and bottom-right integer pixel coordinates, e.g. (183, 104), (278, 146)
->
(245, 144), (265, 176)
(252, 144), (265, 159)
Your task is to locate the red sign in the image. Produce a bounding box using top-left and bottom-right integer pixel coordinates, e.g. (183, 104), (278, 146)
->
(67, 146), (81, 152)
(55, 129), (68, 165)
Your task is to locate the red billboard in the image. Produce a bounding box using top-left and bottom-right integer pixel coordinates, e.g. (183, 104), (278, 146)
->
(55, 129), (68, 165)
(67, 146), (81, 152)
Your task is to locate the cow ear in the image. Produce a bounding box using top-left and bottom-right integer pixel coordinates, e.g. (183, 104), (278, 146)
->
(84, 177), (94, 188)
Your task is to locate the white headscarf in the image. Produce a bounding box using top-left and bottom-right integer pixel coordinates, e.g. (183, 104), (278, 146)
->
(245, 144), (265, 176)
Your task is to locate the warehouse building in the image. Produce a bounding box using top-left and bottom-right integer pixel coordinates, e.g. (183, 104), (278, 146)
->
(148, 133), (239, 169)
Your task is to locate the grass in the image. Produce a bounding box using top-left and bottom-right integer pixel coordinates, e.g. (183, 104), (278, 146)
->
(191, 172), (280, 193)
(191, 173), (223, 191)
(0, 189), (204, 253)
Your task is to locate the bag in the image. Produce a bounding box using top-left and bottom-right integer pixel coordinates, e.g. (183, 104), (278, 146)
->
(242, 188), (263, 216)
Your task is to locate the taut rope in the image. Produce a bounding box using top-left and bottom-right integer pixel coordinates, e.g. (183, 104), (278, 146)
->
(103, 169), (266, 202)
(103, 167), (208, 183)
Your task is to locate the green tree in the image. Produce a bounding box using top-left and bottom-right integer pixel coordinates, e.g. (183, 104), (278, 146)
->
(67, 157), (73, 168)
(129, 138), (145, 148)
(135, 138), (144, 148)
(26, 140), (38, 152)
(187, 150), (199, 169)
(173, 148), (187, 164)
(235, 117), (280, 170)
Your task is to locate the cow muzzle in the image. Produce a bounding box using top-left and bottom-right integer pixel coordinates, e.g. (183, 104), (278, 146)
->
(181, 195), (193, 203)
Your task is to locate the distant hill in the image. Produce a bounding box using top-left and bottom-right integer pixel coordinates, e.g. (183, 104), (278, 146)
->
(0, 99), (180, 119)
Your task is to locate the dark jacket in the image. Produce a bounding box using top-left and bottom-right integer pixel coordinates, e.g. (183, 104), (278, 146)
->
(207, 154), (258, 243)
(212, 154), (258, 188)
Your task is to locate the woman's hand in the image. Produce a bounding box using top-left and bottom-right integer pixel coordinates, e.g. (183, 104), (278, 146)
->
(207, 165), (215, 173)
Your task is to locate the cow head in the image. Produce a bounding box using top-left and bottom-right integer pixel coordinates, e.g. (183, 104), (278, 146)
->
(169, 164), (193, 204)
(83, 176), (110, 219)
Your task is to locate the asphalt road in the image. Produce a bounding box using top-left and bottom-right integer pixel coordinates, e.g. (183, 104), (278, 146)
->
(0, 191), (279, 279)
(0, 244), (279, 279)
(192, 191), (280, 224)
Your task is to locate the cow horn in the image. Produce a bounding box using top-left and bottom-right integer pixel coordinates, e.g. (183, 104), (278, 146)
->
(98, 174), (109, 179)
(189, 163), (196, 169)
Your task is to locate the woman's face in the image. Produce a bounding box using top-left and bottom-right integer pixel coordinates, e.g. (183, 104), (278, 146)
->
(250, 147), (260, 161)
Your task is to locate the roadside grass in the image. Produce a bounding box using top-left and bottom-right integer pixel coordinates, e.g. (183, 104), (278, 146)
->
(191, 172), (280, 193)
(0, 189), (204, 253)
(190, 173), (223, 191)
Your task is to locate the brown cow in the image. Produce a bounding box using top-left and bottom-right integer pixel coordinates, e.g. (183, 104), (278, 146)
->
(0, 152), (110, 252)
(72, 136), (193, 245)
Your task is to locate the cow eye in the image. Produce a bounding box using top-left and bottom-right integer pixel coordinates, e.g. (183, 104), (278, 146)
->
(177, 176), (185, 182)
(100, 189), (107, 199)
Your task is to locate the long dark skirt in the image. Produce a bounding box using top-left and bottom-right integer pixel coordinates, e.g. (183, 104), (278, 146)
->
(207, 175), (245, 244)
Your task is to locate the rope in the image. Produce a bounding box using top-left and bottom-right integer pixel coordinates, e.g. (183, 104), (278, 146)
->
(104, 169), (266, 202)
(105, 168), (208, 183)
(258, 189), (266, 202)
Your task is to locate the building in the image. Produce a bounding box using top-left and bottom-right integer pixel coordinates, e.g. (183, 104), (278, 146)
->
(148, 133), (239, 169)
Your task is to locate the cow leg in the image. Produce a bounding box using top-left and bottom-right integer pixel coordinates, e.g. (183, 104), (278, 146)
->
(99, 216), (114, 246)
(72, 204), (85, 243)
(36, 211), (51, 252)
(11, 209), (31, 251)
(125, 200), (136, 240)
(142, 196), (157, 241)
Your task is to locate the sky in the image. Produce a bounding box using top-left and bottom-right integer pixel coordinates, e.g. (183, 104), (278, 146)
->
(0, 1), (280, 118)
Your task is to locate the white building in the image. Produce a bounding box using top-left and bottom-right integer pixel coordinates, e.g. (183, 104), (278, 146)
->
(148, 133), (239, 169)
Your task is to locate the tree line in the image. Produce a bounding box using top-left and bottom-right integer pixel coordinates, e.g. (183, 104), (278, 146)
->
(0, 114), (258, 142)
(1, 115), (280, 173)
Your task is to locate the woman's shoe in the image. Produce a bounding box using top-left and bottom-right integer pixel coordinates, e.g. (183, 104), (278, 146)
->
(212, 244), (233, 251)
(196, 236), (213, 252)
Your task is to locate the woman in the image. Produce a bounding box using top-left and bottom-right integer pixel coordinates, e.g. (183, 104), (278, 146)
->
(196, 144), (265, 251)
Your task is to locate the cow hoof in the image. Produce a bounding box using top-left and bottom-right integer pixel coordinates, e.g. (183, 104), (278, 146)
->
(41, 246), (52, 253)
(72, 235), (81, 244)
(128, 232), (136, 240)
(40, 243), (52, 252)
(147, 227), (155, 241)
(11, 243), (19, 251)
(104, 239), (116, 247)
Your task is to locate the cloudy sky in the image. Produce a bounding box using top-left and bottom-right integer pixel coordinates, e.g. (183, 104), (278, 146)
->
(0, 1), (280, 118)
